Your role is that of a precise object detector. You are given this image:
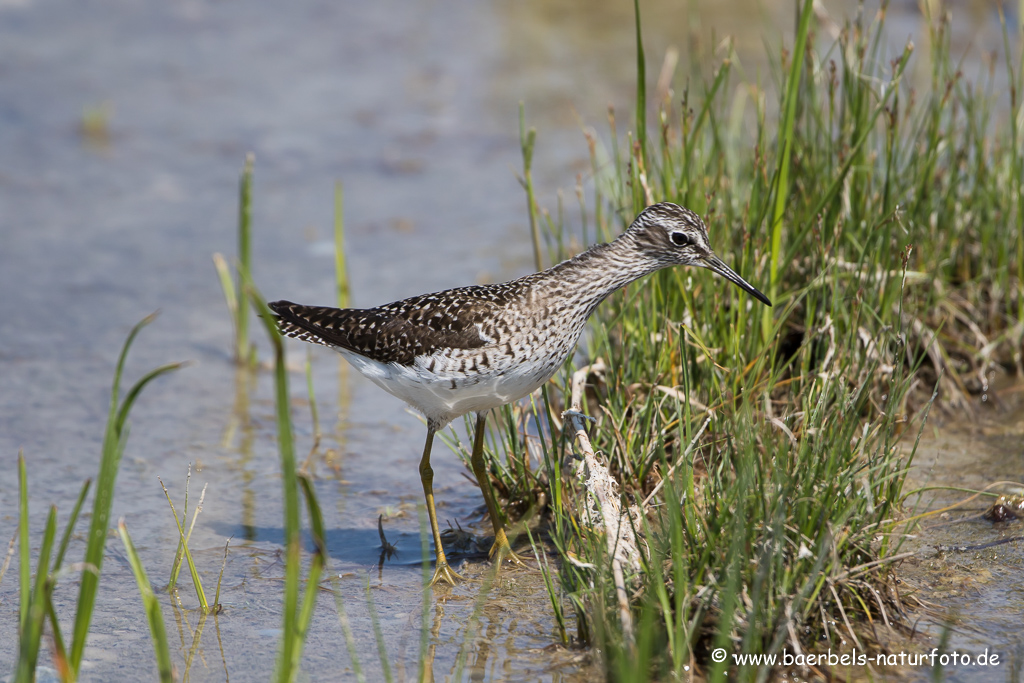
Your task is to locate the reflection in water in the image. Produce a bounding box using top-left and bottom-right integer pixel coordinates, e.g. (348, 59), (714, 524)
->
(170, 603), (228, 681)
(300, 352), (355, 478)
(469, 608), (499, 682)
(421, 596), (443, 683)
(301, 347), (323, 464)
(224, 366), (259, 542)
(378, 514), (400, 581)
(449, 567), (500, 681)
(337, 358), (353, 464)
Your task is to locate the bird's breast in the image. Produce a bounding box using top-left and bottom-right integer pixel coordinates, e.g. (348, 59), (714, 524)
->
(334, 301), (593, 427)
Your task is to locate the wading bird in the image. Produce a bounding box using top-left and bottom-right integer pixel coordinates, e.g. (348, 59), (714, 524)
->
(270, 202), (771, 586)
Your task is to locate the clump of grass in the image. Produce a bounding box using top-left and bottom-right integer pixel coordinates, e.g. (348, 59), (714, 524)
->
(469, 0), (1023, 678)
(159, 465), (227, 615)
(14, 314), (183, 681)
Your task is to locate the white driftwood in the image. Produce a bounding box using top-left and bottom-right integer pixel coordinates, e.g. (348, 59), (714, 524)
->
(563, 359), (643, 648)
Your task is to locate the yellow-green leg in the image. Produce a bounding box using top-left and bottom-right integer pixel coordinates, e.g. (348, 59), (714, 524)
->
(470, 413), (524, 566)
(419, 426), (463, 586)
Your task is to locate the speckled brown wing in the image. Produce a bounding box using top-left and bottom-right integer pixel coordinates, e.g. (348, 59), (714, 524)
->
(269, 292), (503, 366)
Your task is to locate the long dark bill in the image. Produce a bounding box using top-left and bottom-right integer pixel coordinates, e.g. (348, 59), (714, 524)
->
(702, 254), (773, 307)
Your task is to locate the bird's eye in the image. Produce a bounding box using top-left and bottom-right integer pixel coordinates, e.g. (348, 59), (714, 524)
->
(670, 231), (691, 247)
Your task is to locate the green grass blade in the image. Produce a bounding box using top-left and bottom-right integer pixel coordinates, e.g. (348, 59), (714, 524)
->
(245, 278), (303, 683)
(69, 313), (180, 674)
(117, 520), (174, 683)
(334, 181), (351, 309)
(291, 475), (327, 673)
(236, 153), (254, 364)
(45, 593), (70, 681)
(519, 102), (542, 271)
(114, 362), (187, 436)
(214, 537), (230, 610)
(212, 252), (240, 343)
(110, 312), (158, 411)
(17, 452), (29, 634)
(633, 0), (647, 165)
(766, 0), (814, 308)
(527, 527), (568, 644)
(52, 478), (91, 573)
(15, 505), (57, 683)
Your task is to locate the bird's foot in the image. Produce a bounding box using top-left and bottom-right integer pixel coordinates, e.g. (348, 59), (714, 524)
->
(488, 536), (526, 567)
(428, 560), (463, 587)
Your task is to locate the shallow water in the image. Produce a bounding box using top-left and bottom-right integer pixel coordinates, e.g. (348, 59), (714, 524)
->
(897, 384), (1024, 682)
(0, 0), (1015, 680)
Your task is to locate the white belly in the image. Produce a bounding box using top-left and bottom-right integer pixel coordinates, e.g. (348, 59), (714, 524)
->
(337, 341), (570, 429)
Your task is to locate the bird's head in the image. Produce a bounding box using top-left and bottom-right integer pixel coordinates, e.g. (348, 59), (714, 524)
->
(625, 202), (772, 307)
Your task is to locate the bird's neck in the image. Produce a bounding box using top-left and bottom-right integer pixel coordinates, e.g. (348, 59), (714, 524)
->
(533, 233), (660, 311)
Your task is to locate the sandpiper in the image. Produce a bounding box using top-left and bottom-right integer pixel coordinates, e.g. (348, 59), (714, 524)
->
(270, 202), (771, 586)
